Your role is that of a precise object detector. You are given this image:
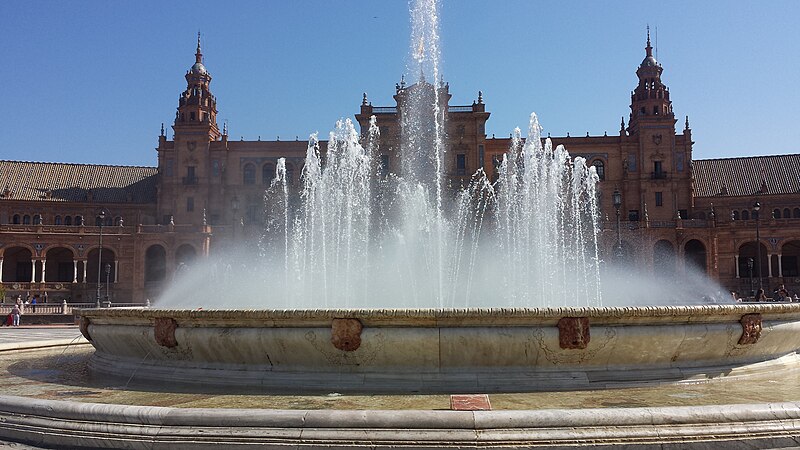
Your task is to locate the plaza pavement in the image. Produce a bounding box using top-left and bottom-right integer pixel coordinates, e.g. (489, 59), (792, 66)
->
(0, 325), (84, 350)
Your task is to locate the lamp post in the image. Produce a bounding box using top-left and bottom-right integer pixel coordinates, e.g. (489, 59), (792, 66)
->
(105, 263), (111, 306)
(612, 187), (623, 260)
(96, 210), (106, 308)
(747, 257), (755, 298)
(753, 201), (763, 291)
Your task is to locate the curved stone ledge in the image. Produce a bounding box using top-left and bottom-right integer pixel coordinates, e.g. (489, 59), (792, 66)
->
(2, 395), (800, 448)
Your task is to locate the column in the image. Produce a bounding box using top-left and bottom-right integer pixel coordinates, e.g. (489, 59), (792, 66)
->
(768, 253), (773, 278)
(41, 259), (46, 283)
(82, 261), (87, 284)
(735, 255), (740, 278)
(778, 254), (783, 277)
(0, 258), (3, 283)
(73, 260), (78, 283)
(114, 260), (119, 283)
(30, 260), (36, 283)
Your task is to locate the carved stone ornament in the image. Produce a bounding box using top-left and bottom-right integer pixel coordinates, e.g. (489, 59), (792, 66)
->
(558, 317), (590, 350)
(154, 318), (179, 348)
(738, 313), (762, 345)
(331, 318), (363, 352)
(652, 134), (662, 145)
(186, 141), (197, 152)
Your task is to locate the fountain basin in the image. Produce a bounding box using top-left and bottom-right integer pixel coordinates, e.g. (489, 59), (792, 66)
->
(79, 304), (800, 393)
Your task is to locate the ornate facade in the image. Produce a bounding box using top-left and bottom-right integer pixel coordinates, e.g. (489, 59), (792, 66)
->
(1, 33), (798, 305)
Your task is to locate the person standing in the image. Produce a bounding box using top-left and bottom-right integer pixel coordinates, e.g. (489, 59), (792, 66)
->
(31, 295), (37, 313)
(10, 304), (20, 327)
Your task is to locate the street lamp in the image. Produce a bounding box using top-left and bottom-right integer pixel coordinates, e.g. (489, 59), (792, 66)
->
(747, 257), (755, 298)
(612, 187), (623, 259)
(753, 201), (763, 291)
(96, 210), (106, 308)
(105, 263), (111, 305)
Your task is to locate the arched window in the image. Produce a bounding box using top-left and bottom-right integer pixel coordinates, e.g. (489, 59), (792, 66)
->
(114, 216), (123, 226)
(732, 210), (740, 220)
(64, 216), (72, 226)
(795, 208), (800, 218)
(591, 160), (605, 180)
(262, 163), (275, 185)
(33, 214), (42, 224)
(54, 215), (62, 225)
(243, 163), (256, 185)
(741, 210), (750, 220)
(12, 214), (20, 224)
(75, 215), (83, 226)
(773, 208), (781, 219)
(784, 208), (791, 219)
(22, 215), (31, 224)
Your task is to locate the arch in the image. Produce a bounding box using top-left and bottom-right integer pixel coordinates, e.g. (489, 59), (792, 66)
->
(243, 163), (256, 185)
(262, 163), (276, 185)
(95, 214), (112, 226)
(175, 244), (198, 266)
(33, 214), (42, 224)
(22, 215), (31, 224)
(114, 216), (123, 226)
(794, 208), (800, 219)
(732, 210), (740, 220)
(591, 160), (605, 181)
(75, 215), (83, 226)
(145, 245), (167, 282)
(1, 246), (33, 282)
(86, 247), (116, 283)
(784, 208), (791, 219)
(684, 239), (707, 274)
(741, 210), (749, 220)
(54, 215), (62, 225)
(738, 241), (768, 283)
(653, 240), (676, 276)
(12, 214), (20, 224)
(44, 247), (75, 282)
(781, 240), (800, 277)
(773, 208), (782, 219)
(64, 216), (72, 226)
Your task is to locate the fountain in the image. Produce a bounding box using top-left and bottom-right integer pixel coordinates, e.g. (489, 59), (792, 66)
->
(4, 0), (800, 448)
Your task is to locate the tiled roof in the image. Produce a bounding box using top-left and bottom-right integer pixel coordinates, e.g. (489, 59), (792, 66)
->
(693, 154), (800, 198)
(0, 160), (158, 203)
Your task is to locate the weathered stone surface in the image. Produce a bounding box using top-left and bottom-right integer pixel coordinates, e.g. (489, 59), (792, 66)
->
(558, 317), (590, 349)
(739, 313), (763, 345)
(331, 318), (362, 351)
(79, 316), (92, 342)
(154, 318), (178, 348)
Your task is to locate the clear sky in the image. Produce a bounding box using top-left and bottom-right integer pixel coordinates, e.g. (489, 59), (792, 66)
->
(1, 1), (797, 167)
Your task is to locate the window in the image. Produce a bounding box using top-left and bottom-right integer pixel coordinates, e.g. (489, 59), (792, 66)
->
(679, 209), (688, 220)
(795, 208), (800, 218)
(114, 216), (123, 226)
(592, 160), (605, 180)
(478, 145), (485, 169)
(75, 215), (83, 226)
(12, 214), (20, 224)
(187, 197), (194, 212)
(165, 159), (174, 177)
(752, 210), (759, 220)
(246, 205), (259, 224)
(212, 159), (220, 177)
(162, 215), (172, 225)
(64, 216), (72, 226)
(628, 210), (640, 221)
(243, 163), (256, 185)
(190, 111), (196, 121)
(774, 209), (782, 219)
(784, 208), (791, 218)
(23, 215), (31, 224)
(380, 155), (390, 177)
(262, 163), (275, 185)
(628, 154), (637, 172)
(184, 166), (197, 185)
(54, 215), (61, 225)
(655, 192), (663, 207)
(732, 210), (740, 220)
(456, 154), (466, 176)
(653, 161), (664, 179)
(741, 210), (750, 220)
(653, 106), (659, 115)
(33, 214), (42, 225)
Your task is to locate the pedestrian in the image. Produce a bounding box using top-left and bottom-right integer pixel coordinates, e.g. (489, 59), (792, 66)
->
(31, 295), (37, 313)
(755, 288), (768, 302)
(10, 304), (20, 327)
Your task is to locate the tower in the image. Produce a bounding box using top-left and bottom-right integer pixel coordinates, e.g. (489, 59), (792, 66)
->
(627, 27), (674, 136)
(157, 34), (221, 226)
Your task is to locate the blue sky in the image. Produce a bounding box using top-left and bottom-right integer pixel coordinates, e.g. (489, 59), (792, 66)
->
(1, 1), (797, 167)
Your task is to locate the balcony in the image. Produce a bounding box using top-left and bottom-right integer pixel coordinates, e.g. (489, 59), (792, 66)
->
(650, 171), (669, 180)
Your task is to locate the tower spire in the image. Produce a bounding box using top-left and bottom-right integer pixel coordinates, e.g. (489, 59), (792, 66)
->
(645, 25), (653, 57)
(195, 31), (203, 64)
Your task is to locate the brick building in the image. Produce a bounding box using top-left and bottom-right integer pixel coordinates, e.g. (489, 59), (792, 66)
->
(1, 33), (798, 304)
